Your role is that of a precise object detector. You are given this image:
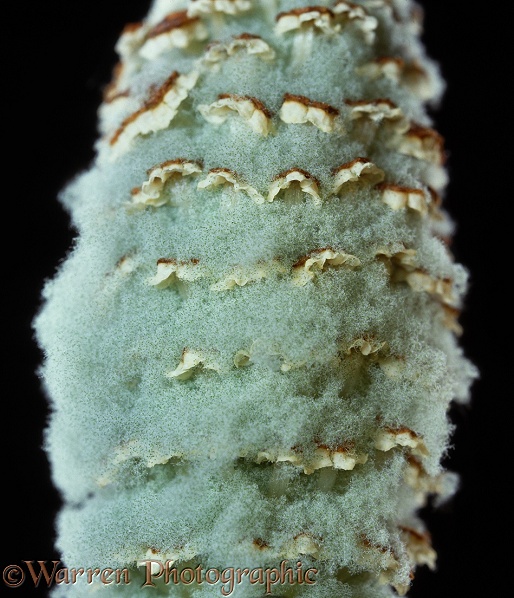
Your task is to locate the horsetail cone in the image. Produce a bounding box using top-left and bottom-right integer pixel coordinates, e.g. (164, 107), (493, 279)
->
(35, 0), (477, 595)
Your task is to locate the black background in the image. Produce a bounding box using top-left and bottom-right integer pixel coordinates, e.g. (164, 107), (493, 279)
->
(1, 1), (508, 596)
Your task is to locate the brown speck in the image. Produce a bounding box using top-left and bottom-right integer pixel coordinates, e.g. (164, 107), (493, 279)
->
(253, 538), (269, 550)
(116, 255), (129, 268)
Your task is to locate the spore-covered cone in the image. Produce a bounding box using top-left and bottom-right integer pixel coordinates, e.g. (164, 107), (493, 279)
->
(35, 1), (477, 596)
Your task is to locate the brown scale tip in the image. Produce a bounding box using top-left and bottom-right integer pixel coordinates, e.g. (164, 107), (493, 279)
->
(146, 11), (200, 39)
(376, 55), (405, 67)
(234, 32), (260, 40)
(334, 0), (365, 7)
(360, 535), (390, 554)
(122, 22), (143, 34)
(385, 0), (423, 28)
(157, 257), (200, 265)
(443, 304), (461, 319)
(110, 72), (180, 145)
(384, 426), (420, 438)
(427, 186), (442, 207)
(410, 4), (424, 26)
(147, 158), (204, 174)
(375, 182), (424, 194)
(405, 123), (446, 164)
(209, 167), (236, 175)
(404, 60), (427, 78)
(103, 62), (126, 102)
(411, 266), (430, 276)
(205, 39), (221, 51)
(105, 89), (130, 104)
(217, 93), (273, 119)
(345, 97), (398, 108)
(276, 6), (334, 20)
(399, 525), (431, 543)
(273, 167), (319, 184)
(283, 93), (339, 116)
(292, 247), (336, 269)
(203, 34), (268, 60)
(332, 157), (371, 175)
(406, 454), (423, 471)
(142, 73), (181, 110)
(316, 440), (355, 452)
(407, 123), (444, 144)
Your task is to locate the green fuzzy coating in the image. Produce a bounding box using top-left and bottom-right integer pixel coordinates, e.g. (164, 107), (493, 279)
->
(35, 0), (477, 596)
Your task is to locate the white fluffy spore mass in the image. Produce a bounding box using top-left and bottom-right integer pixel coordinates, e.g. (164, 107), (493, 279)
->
(35, 1), (477, 596)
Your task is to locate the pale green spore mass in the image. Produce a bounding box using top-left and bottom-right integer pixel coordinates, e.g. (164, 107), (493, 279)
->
(35, 0), (477, 595)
